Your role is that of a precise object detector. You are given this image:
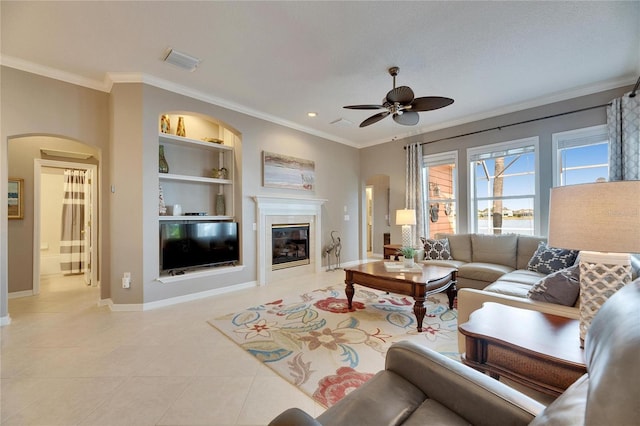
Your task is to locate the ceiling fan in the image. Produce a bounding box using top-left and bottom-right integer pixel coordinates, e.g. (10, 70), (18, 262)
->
(344, 67), (454, 128)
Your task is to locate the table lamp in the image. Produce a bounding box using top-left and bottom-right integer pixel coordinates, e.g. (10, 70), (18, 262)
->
(548, 180), (640, 345)
(396, 209), (416, 248)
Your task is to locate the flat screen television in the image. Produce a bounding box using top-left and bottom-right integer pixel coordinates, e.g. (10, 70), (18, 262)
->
(160, 221), (239, 273)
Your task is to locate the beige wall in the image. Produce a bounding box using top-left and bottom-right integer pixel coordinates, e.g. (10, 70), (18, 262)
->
(140, 84), (361, 303)
(361, 85), (632, 241)
(1, 64), (631, 318)
(2, 68), (110, 319)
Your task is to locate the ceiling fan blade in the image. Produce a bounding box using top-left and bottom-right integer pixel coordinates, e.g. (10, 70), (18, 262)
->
(360, 111), (390, 127)
(343, 104), (386, 110)
(410, 96), (455, 112)
(393, 111), (419, 126)
(386, 86), (414, 104)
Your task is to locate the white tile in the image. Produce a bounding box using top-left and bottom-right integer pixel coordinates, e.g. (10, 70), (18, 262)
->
(157, 376), (253, 425)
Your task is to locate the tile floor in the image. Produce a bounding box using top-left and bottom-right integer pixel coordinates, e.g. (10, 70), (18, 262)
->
(1, 271), (344, 425)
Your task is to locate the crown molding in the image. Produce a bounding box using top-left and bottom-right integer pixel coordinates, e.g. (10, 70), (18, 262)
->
(1, 54), (634, 149)
(0, 54), (111, 92)
(106, 72), (357, 147)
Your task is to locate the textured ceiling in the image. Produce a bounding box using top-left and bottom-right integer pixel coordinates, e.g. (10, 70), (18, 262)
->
(2, 1), (638, 148)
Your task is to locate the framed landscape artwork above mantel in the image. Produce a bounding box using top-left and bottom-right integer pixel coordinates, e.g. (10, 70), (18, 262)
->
(263, 151), (315, 191)
(8, 178), (24, 220)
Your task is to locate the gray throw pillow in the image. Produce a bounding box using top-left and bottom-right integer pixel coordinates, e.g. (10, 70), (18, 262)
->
(527, 242), (579, 275)
(421, 237), (453, 260)
(528, 264), (580, 306)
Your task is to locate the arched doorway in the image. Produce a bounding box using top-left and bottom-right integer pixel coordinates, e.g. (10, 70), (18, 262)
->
(7, 135), (100, 304)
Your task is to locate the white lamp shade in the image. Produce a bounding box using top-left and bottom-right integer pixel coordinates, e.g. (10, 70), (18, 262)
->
(548, 181), (640, 253)
(396, 209), (416, 226)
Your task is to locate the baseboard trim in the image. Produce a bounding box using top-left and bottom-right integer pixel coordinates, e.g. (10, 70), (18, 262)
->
(106, 281), (257, 312)
(8, 290), (35, 299)
(0, 315), (12, 326)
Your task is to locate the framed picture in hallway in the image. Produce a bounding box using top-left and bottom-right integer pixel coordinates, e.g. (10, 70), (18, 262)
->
(263, 151), (315, 191)
(8, 178), (24, 220)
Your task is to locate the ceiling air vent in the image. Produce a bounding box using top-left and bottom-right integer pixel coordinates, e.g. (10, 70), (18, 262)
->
(163, 48), (201, 72)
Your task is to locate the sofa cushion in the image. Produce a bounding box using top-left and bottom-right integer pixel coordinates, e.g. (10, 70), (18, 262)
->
(458, 262), (514, 284)
(437, 233), (472, 263)
(527, 242), (579, 275)
(494, 269), (546, 286)
(402, 399), (470, 426)
(528, 265), (580, 306)
(471, 233), (518, 268)
(421, 238), (453, 260)
(422, 259), (467, 269)
(516, 235), (547, 270)
(483, 281), (535, 298)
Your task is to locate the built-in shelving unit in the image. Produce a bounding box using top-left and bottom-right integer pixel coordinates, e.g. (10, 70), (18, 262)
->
(157, 113), (242, 280)
(158, 114), (237, 220)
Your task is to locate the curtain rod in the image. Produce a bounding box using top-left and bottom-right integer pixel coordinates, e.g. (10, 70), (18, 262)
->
(405, 102), (612, 148)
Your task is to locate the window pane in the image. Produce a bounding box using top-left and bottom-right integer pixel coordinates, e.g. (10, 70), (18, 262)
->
(559, 142), (608, 185)
(475, 197), (535, 235)
(469, 138), (538, 235)
(424, 157), (457, 238)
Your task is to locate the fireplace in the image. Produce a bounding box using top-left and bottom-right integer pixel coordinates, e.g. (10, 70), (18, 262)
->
(272, 224), (310, 270)
(253, 195), (326, 285)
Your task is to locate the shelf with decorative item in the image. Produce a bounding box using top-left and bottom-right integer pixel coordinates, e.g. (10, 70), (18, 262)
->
(158, 173), (232, 185)
(158, 215), (234, 221)
(159, 133), (232, 153)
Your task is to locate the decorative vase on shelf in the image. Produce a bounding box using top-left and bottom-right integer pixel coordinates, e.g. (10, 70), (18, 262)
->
(159, 145), (169, 173)
(215, 194), (225, 216)
(176, 116), (186, 137)
(160, 114), (171, 134)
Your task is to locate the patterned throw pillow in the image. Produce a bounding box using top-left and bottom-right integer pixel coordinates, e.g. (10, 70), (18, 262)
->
(421, 238), (453, 260)
(528, 264), (580, 306)
(527, 242), (579, 275)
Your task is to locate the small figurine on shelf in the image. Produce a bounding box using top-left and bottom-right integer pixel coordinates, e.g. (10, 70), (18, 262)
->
(160, 114), (171, 134)
(159, 184), (167, 215)
(176, 116), (186, 137)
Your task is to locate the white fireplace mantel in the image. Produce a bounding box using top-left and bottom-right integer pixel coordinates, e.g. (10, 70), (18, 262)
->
(253, 195), (327, 285)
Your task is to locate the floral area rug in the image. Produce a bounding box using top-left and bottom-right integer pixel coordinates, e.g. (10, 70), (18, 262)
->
(208, 284), (459, 408)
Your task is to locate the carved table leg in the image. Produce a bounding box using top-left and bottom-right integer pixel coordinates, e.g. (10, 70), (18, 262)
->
(345, 281), (355, 310)
(446, 283), (457, 309)
(413, 297), (426, 332)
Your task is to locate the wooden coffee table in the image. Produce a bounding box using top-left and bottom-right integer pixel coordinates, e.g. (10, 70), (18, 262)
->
(459, 302), (586, 397)
(344, 261), (457, 332)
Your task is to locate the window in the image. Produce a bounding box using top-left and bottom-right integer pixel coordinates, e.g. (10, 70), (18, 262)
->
(468, 137), (539, 235)
(552, 125), (609, 187)
(423, 151), (458, 238)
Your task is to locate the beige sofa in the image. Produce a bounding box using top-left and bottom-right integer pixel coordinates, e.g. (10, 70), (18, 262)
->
(420, 233), (580, 349)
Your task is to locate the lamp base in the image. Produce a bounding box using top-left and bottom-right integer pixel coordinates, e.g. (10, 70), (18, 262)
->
(401, 225), (412, 248)
(578, 251), (631, 346)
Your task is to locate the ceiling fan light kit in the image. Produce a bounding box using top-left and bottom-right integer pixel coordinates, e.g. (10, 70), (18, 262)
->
(344, 66), (454, 128)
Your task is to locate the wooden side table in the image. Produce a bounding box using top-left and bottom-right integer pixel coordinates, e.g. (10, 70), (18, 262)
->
(383, 244), (402, 260)
(458, 302), (586, 397)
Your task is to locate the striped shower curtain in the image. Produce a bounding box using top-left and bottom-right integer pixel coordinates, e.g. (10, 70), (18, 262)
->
(60, 169), (87, 274)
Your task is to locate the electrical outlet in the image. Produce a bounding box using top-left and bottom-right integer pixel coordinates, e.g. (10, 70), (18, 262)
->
(122, 272), (131, 289)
